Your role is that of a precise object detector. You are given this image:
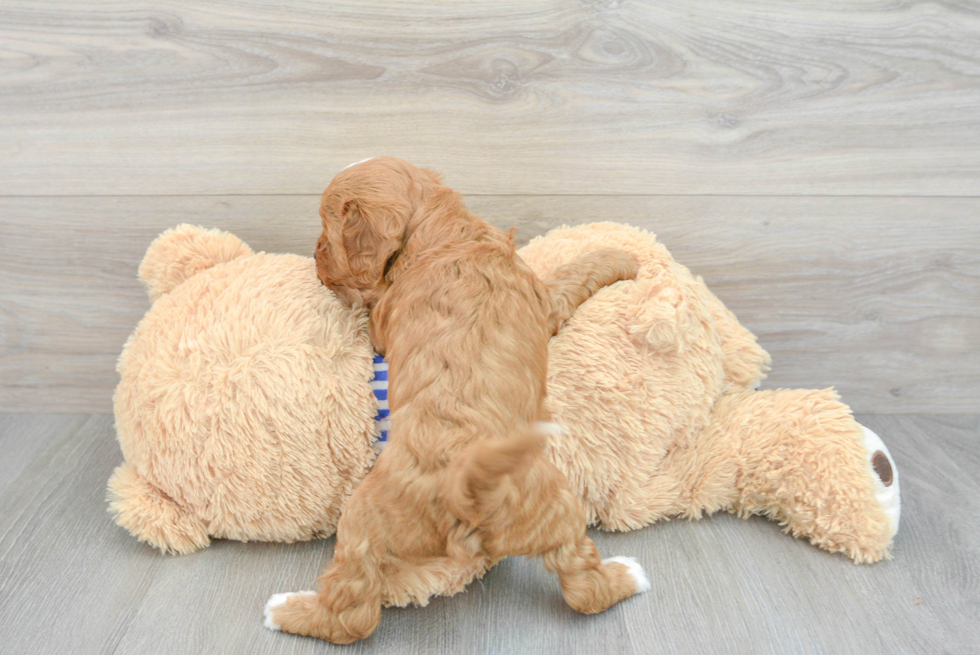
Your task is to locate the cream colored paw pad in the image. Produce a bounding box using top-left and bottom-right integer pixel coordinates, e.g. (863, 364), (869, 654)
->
(860, 425), (901, 538)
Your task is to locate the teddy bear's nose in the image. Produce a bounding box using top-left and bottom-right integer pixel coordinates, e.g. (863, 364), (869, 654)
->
(871, 451), (894, 487)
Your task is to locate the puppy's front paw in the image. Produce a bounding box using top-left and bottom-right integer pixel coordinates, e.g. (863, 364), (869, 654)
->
(263, 591), (316, 631)
(595, 248), (640, 282)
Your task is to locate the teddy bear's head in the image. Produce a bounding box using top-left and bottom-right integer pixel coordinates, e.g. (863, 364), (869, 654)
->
(109, 225), (379, 554)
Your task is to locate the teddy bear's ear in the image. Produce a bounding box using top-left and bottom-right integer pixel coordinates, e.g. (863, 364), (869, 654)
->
(138, 224), (253, 301)
(628, 282), (713, 355)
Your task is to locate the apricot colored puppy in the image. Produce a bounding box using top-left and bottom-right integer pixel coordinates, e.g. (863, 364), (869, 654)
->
(265, 157), (647, 643)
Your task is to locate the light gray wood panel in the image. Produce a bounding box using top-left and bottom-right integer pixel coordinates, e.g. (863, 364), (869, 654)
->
(2, 195), (977, 414)
(0, 414), (88, 495)
(0, 413), (976, 654)
(0, 415), (166, 655)
(1, 1), (979, 196)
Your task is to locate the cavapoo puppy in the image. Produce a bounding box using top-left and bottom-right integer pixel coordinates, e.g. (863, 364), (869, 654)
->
(265, 157), (647, 643)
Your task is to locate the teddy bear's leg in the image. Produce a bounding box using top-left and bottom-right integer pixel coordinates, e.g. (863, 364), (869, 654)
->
(106, 463), (210, 555)
(687, 389), (900, 563)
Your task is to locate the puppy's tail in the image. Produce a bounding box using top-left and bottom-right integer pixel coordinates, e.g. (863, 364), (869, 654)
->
(447, 423), (552, 525)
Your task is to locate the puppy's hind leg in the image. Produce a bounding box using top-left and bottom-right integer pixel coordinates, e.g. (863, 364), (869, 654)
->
(534, 472), (650, 614)
(544, 249), (638, 335)
(476, 453), (650, 615)
(265, 550), (382, 644)
(542, 530), (650, 614)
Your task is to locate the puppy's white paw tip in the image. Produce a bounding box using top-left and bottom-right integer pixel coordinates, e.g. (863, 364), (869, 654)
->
(263, 591), (315, 631)
(603, 556), (651, 594)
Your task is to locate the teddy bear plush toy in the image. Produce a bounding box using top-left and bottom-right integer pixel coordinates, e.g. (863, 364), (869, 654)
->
(108, 222), (900, 565)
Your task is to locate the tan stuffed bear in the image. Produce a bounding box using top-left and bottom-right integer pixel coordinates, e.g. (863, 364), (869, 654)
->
(109, 222), (900, 564)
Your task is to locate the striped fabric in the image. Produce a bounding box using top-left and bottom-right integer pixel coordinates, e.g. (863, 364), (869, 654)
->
(372, 355), (390, 449)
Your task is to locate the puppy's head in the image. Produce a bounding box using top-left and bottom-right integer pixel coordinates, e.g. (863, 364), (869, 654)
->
(316, 157), (440, 307)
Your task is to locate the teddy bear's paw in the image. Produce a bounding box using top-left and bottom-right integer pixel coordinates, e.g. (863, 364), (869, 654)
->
(860, 425), (901, 538)
(263, 591), (316, 631)
(602, 556), (651, 594)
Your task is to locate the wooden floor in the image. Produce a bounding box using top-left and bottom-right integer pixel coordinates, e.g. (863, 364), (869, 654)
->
(0, 413), (976, 654)
(2, 2), (979, 654)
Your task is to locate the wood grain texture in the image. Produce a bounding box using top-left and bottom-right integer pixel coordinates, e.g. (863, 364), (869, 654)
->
(1, 1), (979, 195)
(0, 413), (976, 654)
(0, 415), (166, 655)
(0, 414), (88, 496)
(2, 195), (977, 414)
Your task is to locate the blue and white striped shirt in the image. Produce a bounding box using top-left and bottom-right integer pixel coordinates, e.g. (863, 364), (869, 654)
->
(372, 355), (390, 449)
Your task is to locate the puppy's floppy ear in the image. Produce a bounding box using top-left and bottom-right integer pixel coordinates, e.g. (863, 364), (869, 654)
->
(340, 198), (406, 287)
(314, 231), (339, 287)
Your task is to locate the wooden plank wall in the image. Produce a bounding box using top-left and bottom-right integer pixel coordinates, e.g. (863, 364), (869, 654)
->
(1, 1), (978, 413)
